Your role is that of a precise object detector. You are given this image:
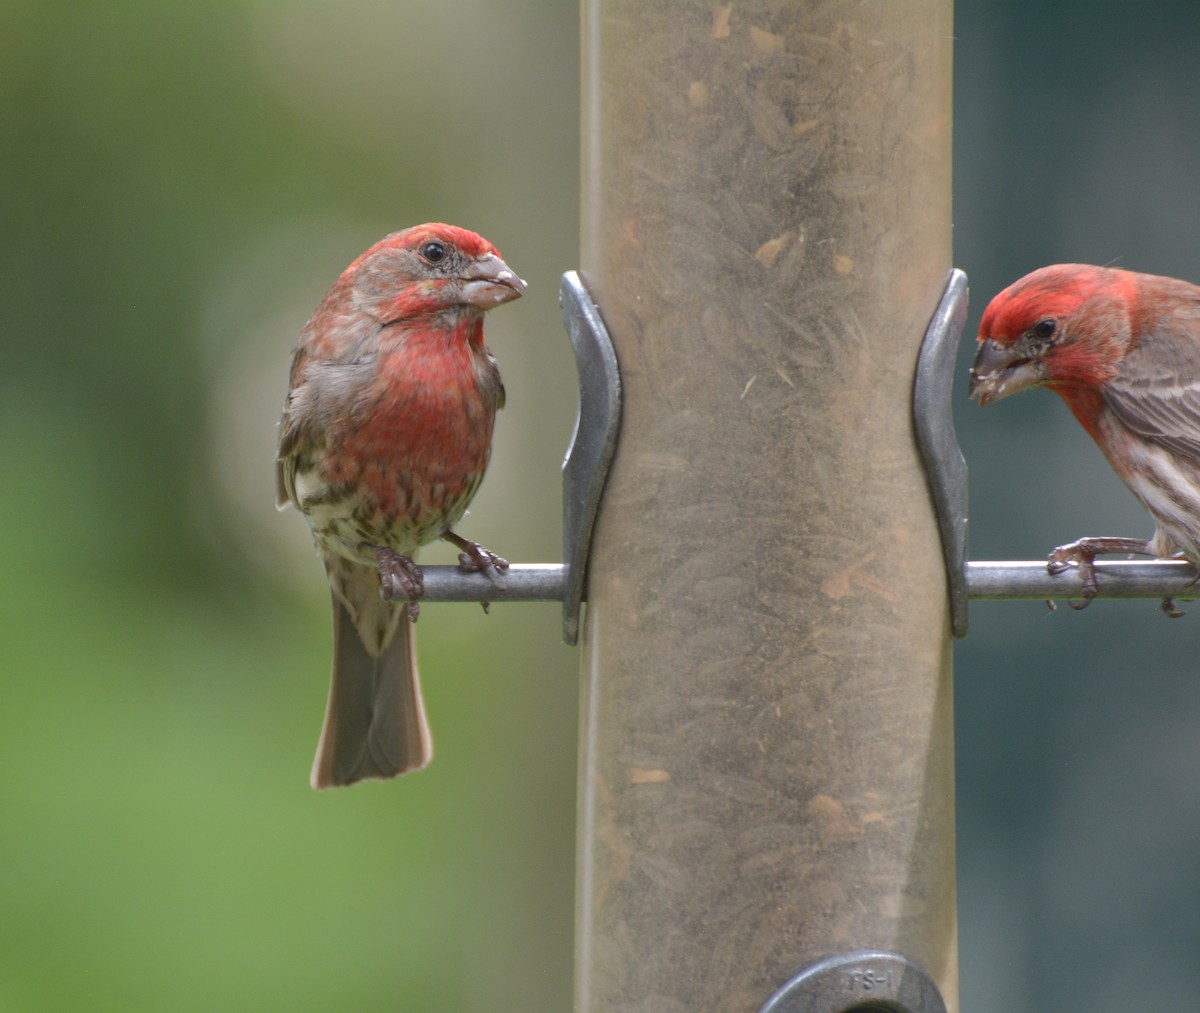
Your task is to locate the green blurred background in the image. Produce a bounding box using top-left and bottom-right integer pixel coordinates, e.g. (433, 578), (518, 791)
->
(4, 1), (1200, 1011)
(3, 2), (578, 1010)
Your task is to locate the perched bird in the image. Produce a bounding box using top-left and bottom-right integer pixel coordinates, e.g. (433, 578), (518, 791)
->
(970, 263), (1200, 612)
(277, 224), (526, 787)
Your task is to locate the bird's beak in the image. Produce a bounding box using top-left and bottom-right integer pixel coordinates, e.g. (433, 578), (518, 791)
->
(461, 253), (528, 309)
(969, 338), (1044, 406)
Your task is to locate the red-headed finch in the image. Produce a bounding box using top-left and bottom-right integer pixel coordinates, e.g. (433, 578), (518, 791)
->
(970, 263), (1200, 611)
(277, 224), (525, 787)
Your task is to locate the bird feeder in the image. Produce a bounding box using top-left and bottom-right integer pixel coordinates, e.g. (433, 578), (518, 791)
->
(574, 2), (958, 1009)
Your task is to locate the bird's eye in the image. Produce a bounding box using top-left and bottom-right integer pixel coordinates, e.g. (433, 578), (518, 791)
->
(1033, 318), (1057, 340)
(420, 241), (448, 264)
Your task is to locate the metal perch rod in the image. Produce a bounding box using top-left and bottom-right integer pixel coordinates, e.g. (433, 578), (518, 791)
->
(966, 559), (1200, 601)
(417, 559), (1200, 603)
(418, 563), (565, 602)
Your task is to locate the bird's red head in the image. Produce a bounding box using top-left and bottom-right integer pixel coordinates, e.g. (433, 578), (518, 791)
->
(970, 264), (1135, 408)
(370, 223), (502, 263)
(341, 223), (526, 323)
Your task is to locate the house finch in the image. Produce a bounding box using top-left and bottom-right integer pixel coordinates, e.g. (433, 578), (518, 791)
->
(970, 263), (1200, 612)
(276, 224), (526, 787)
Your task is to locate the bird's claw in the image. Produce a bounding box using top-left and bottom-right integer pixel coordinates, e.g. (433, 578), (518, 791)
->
(374, 547), (424, 619)
(1047, 540), (1100, 610)
(1161, 597), (1186, 618)
(442, 530), (509, 590)
(457, 544), (509, 578)
(1046, 536), (1183, 616)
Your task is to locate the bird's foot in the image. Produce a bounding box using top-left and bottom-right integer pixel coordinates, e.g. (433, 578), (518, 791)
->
(1161, 553), (1197, 616)
(442, 530), (508, 611)
(374, 547), (424, 620)
(1046, 536), (1154, 611)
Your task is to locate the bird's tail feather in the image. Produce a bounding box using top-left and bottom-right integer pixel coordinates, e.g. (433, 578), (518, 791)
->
(311, 556), (432, 788)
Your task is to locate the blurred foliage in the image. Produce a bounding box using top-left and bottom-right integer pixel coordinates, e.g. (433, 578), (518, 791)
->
(1, 2), (579, 1010)
(6, 0), (1200, 1011)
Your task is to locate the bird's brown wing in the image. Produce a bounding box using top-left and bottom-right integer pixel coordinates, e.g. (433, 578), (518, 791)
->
(1103, 290), (1200, 460)
(276, 355), (378, 508)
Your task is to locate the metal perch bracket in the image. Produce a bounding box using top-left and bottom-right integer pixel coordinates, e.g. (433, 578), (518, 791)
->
(417, 271), (621, 646)
(913, 269), (970, 638)
(558, 271), (622, 643)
